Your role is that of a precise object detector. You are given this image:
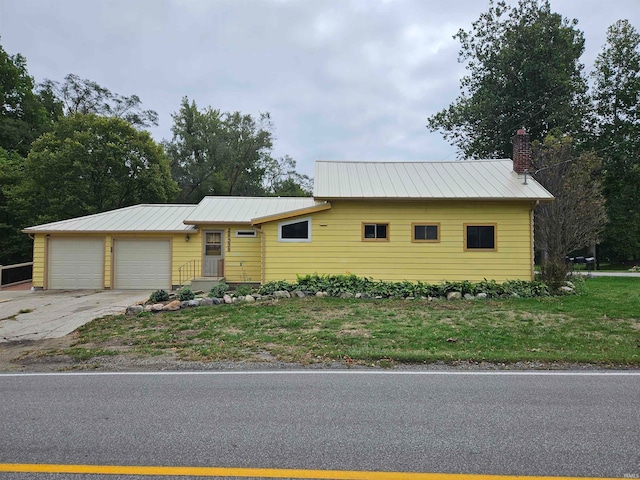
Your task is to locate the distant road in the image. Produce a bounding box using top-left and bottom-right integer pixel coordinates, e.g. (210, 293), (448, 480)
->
(1, 371), (639, 479)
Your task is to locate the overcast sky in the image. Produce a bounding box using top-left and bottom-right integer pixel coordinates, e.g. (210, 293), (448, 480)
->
(1, 0), (639, 176)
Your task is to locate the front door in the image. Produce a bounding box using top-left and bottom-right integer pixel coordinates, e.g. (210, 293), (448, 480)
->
(203, 230), (223, 277)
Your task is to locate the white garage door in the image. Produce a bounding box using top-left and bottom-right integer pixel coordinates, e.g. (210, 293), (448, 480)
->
(114, 239), (171, 290)
(48, 238), (104, 289)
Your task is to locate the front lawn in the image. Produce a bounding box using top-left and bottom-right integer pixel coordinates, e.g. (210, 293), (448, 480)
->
(61, 277), (640, 367)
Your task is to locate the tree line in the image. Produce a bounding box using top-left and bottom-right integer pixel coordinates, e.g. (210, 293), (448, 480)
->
(427, 0), (640, 268)
(2, 1), (638, 270)
(0, 51), (311, 265)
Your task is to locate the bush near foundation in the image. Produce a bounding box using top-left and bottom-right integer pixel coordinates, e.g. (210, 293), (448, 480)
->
(258, 274), (559, 298)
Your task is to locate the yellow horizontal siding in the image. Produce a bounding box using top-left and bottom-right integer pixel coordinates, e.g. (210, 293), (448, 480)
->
(104, 237), (112, 288)
(172, 231), (201, 287)
(32, 235), (45, 288)
(263, 200), (534, 283)
(191, 224), (262, 283)
(223, 226), (261, 282)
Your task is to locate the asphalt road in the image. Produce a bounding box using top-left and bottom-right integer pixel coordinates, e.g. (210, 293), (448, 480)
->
(0, 371), (638, 479)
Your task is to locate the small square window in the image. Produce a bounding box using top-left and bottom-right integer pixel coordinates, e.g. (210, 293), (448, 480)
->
(465, 225), (496, 250)
(362, 223), (388, 241)
(412, 223), (440, 242)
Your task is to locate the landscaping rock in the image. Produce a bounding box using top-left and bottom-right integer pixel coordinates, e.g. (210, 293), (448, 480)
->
(245, 295), (255, 302)
(126, 305), (143, 316)
(294, 290), (306, 298)
(340, 292), (354, 299)
(151, 303), (165, 312)
(210, 297), (221, 305)
(463, 293), (475, 300)
(315, 291), (328, 298)
(560, 286), (575, 294)
(180, 299), (200, 308)
(446, 291), (462, 301)
(475, 292), (488, 299)
(144, 305), (154, 312)
(200, 297), (214, 306)
(163, 300), (181, 311)
(274, 290), (291, 299)
(223, 294), (233, 304)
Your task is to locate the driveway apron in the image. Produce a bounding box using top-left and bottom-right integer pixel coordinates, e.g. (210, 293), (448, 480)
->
(0, 290), (151, 342)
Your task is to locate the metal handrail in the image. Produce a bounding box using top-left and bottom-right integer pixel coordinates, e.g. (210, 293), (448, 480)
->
(0, 262), (34, 290)
(178, 259), (200, 287)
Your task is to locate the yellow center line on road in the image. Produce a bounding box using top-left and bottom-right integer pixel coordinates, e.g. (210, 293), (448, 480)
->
(0, 463), (625, 479)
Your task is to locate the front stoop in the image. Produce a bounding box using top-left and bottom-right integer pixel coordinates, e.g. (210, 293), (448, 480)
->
(188, 277), (226, 292)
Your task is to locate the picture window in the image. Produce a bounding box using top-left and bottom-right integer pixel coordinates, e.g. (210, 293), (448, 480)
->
(278, 217), (311, 242)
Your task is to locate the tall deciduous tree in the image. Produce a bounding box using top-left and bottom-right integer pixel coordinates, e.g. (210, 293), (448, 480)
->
(17, 114), (178, 225)
(591, 19), (640, 261)
(0, 41), (60, 156)
(40, 73), (158, 128)
(427, 0), (589, 158)
(166, 98), (308, 202)
(0, 147), (31, 264)
(263, 155), (312, 196)
(532, 135), (607, 268)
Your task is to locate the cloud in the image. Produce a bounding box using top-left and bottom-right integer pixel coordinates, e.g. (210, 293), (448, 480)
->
(1, 0), (638, 177)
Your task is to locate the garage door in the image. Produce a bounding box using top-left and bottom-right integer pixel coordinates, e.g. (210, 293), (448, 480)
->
(48, 238), (104, 289)
(114, 239), (171, 290)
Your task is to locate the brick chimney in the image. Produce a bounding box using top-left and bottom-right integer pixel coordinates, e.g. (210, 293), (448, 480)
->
(512, 128), (531, 174)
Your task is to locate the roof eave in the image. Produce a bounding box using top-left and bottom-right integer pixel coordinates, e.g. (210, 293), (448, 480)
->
(312, 196), (553, 202)
(251, 202), (332, 225)
(183, 220), (252, 226)
(22, 227), (198, 234)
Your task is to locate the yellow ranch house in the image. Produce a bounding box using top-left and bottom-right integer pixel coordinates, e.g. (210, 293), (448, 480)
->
(24, 130), (553, 290)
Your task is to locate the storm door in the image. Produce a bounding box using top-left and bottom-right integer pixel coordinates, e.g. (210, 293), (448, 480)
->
(203, 230), (223, 276)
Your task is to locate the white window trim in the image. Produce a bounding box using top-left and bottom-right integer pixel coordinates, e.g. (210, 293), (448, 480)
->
(235, 229), (257, 238)
(278, 216), (312, 243)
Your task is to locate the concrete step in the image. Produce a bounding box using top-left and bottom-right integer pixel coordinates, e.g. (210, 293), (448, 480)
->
(188, 277), (225, 292)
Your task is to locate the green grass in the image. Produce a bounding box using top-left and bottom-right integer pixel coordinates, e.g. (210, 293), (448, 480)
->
(62, 277), (639, 367)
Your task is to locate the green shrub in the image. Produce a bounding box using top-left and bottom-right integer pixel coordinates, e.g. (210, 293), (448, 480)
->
(235, 285), (253, 296)
(149, 289), (170, 303)
(261, 274), (562, 299)
(208, 282), (229, 298)
(178, 287), (195, 301)
(258, 280), (293, 295)
(539, 260), (570, 293)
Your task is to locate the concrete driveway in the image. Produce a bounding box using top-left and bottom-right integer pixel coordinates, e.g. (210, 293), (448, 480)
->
(0, 290), (151, 343)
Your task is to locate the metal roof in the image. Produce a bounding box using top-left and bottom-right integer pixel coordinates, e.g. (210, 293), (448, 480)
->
(184, 196), (323, 224)
(313, 160), (553, 200)
(23, 204), (198, 233)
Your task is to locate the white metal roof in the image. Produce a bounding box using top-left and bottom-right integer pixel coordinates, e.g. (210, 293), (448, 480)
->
(23, 204), (197, 233)
(184, 196), (323, 224)
(313, 160), (553, 200)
